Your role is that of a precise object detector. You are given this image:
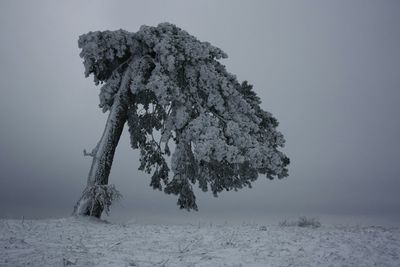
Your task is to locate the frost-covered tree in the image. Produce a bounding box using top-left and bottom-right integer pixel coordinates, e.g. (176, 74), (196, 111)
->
(73, 23), (289, 218)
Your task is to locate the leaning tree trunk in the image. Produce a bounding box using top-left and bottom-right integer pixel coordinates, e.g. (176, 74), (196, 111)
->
(73, 70), (131, 218)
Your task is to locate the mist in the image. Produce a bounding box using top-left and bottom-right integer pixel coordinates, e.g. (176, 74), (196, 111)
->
(0, 0), (399, 226)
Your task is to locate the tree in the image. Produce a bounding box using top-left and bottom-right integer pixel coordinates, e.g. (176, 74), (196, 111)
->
(73, 23), (289, 218)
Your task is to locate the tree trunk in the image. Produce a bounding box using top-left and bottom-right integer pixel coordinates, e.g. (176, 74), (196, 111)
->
(73, 70), (131, 218)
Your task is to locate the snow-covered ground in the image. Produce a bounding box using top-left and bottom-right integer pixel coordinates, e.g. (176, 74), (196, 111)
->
(1, 217), (399, 267)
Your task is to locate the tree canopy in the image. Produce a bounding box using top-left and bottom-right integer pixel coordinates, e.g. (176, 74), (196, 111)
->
(78, 23), (289, 211)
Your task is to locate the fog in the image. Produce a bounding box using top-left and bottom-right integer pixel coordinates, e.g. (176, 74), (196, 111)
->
(0, 0), (399, 225)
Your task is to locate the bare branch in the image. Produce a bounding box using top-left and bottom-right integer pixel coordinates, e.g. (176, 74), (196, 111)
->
(83, 148), (96, 157)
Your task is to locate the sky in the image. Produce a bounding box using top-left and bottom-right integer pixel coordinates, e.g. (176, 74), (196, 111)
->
(0, 0), (399, 225)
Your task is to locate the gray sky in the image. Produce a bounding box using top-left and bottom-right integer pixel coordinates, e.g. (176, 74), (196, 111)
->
(0, 0), (399, 225)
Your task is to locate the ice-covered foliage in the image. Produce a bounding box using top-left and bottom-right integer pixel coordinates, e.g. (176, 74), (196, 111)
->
(78, 23), (289, 211)
(81, 184), (122, 215)
(78, 30), (136, 111)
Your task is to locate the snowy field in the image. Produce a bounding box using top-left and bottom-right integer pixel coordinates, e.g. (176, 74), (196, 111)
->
(1, 217), (399, 267)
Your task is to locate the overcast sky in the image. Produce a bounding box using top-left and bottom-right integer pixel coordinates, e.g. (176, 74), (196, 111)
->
(0, 0), (399, 225)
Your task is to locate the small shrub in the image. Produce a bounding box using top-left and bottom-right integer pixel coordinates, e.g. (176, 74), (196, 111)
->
(259, 225), (267, 231)
(279, 217), (321, 228)
(297, 216), (321, 228)
(83, 184), (122, 215)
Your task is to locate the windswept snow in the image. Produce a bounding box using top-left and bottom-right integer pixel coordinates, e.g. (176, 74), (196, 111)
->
(0, 217), (399, 266)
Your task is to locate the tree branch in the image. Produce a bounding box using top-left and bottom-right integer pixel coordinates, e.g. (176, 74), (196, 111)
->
(83, 148), (96, 158)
